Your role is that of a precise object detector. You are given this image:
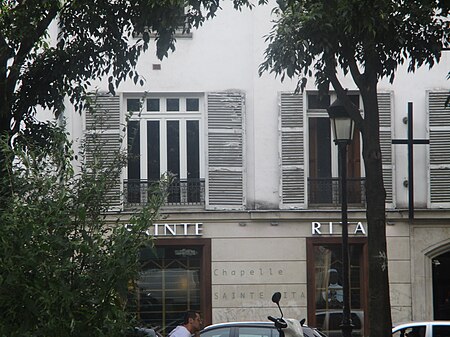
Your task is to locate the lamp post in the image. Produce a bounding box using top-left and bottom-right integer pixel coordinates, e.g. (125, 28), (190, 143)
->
(327, 98), (355, 337)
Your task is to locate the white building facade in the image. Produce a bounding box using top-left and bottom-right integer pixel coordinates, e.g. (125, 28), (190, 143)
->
(62, 3), (450, 336)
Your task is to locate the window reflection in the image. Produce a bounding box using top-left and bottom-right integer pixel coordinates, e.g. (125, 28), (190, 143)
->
(129, 246), (202, 336)
(313, 244), (364, 337)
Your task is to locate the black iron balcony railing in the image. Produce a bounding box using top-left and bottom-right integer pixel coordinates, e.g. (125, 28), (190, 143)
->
(308, 177), (366, 206)
(124, 179), (205, 208)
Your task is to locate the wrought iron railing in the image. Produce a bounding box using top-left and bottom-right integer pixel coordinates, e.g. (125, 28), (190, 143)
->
(124, 179), (205, 208)
(308, 177), (366, 206)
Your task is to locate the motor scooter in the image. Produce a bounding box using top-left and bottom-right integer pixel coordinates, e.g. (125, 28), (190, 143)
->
(268, 292), (304, 337)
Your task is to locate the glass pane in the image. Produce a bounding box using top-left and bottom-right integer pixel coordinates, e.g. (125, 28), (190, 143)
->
(127, 121), (141, 204)
(186, 98), (199, 111)
(309, 117), (332, 204)
(127, 121), (141, 180)
(201, 328), (231, 337)
(187, 120), (200, 203)
(167, 121), (180, 203)
(308, 94), (330, 109)
(127, 98), (141, 112)
(238, 327), (273, 337)
(133, 246), (202, 336)
(147, 98), (160, 112)
(167, 98), (180, 111)
(313, 244), (363, 337)
(433, 325), (450, 337)
(187, 121), (199, 179)
(394, 326), (426, 337)
(147, 121), (160, 181)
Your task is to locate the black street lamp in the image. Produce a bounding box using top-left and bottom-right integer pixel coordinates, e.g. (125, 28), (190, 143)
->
(327, 98), (355, 337)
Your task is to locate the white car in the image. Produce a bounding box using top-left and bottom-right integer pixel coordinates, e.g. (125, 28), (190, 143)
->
(200, 320), (328, 337)
(392, 321), (450, 337)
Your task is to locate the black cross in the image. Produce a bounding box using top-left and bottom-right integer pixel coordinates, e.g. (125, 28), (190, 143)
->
(392, 102), (429, 221)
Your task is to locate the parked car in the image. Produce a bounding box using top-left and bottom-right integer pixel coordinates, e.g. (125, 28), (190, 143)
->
(314, 310), (364, 337)
(200, 320), (327, 337)
(392, 321), (450, 337)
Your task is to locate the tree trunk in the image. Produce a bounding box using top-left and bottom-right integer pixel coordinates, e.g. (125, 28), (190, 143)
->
(360, 82), (392, 337)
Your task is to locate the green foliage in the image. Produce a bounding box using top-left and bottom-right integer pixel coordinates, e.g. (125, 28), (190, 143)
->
(0, 121), (169, 337)
(260, 0), (448, 91)
(0, 0), (256, 138)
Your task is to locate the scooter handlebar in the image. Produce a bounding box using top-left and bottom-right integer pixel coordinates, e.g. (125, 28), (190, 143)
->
(267, 316), (288, 329)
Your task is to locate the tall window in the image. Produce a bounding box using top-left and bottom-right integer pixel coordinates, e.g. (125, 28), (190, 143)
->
(307, 238), (368, 337)
(307, 93), (363, 206)
(128, 239), (212, 336)
(125, 96), (203, 206)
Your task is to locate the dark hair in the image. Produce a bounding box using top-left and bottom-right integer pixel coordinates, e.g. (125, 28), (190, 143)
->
(183, 310), (201, 324)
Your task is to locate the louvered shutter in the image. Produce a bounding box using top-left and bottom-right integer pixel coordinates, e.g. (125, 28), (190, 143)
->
(84, 94), (122, 209)
(378, 91), (393, 205)
(428, 91), (450, 206)
(206, 92), (245, 209)
(279, 92), (305, 208)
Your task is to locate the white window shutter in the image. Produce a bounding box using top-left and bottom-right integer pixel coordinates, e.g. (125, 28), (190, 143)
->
(378, 91), (394, 206)
(206, 92), (245, 209)
(84, 94), (122, 209)
(279, 92), (305, 208)
(428, 91), (450, 207)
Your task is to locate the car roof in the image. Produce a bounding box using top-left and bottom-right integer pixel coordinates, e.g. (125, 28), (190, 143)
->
(392, 321), (450, 332)
(200, 321), (326, 337)
(201, 321), (274, 332)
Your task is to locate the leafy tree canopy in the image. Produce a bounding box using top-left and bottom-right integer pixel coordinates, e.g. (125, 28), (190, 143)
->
(0, 119), (170, 337)
(260, 0), (448, 129)
(0, 0), (257, 138)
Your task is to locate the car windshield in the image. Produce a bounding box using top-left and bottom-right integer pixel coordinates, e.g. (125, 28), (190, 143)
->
(392, 325), (426, 337)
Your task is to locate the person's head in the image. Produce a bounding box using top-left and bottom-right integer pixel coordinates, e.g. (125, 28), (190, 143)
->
(183, 310), (203, 333)
(328, 269), (339, 284)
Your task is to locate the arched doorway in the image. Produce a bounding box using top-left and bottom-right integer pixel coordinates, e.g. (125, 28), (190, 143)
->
(432, 251), (450, 320)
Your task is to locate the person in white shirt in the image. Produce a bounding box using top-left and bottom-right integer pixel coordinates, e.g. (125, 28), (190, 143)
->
(168, 311), (203, 337)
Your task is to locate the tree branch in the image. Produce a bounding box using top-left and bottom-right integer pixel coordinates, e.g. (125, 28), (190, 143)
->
(6, 4), (59, 127)
(326, 66), (365, 134)
(341, 42), (364, 89)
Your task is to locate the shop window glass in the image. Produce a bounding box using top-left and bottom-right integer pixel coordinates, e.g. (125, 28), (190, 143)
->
(308, 240), (366, 337)
(130, 246), (202, 336)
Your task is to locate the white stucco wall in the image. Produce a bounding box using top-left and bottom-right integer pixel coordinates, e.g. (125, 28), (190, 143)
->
(62, 1), (450, 211)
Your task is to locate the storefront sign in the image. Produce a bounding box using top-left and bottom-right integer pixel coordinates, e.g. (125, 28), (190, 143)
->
(312, 221), (366, 235)
(125, 222), (203, 236)
(213, 288), (305, 302)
